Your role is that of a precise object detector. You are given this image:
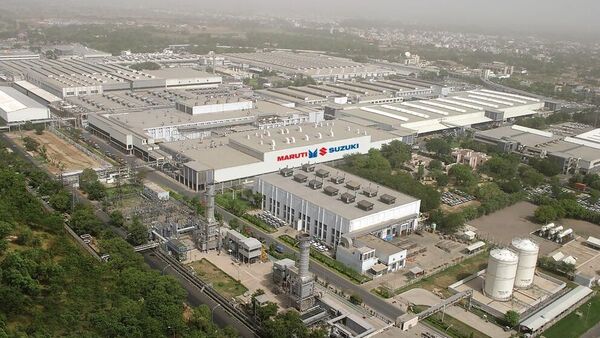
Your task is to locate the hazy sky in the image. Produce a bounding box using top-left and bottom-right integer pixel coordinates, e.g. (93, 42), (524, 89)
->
(10, 0), (600, 38)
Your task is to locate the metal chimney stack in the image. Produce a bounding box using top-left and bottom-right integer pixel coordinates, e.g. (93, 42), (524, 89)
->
(205, 182), (215, 223)
(297, 233), (311, 281)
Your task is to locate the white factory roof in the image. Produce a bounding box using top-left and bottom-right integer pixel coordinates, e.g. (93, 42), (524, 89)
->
(585, 236), (600, 249)
(228, 120), (398, 154)
(466, 241), (485, 252)
(521, 285), (593, 332)
(13, 81), (62, 103)
(256, 164), (419, 220)
(338, 89), (540, 135)
(0, 86), (45, 112)
(144, 68), (218, 80)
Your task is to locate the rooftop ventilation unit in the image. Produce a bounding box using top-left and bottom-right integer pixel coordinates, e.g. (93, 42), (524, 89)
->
(323, 186), (339, 196)
(280, 168), (293, 177)
(340, 192), (356, 204)
(345, 181), (361, 191)
(363, 186), (378, 197)
(357, 200), (374, 211)
(379, 194), (396, 205)
(308, 180), (323, 190)
(294, 173), (308, 183)
(331, 175), (345, 184)
(302, 163), (315, 172)
(316, 169), (330, 178)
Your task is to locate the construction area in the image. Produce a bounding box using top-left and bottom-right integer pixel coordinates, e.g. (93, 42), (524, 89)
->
(6, 129), (107, 175)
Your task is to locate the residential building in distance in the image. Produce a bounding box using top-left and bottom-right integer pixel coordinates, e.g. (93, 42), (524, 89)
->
(452, 148), (490, 170)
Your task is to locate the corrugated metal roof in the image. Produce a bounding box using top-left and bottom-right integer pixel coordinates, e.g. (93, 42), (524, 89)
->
(521, 286), (593, 332)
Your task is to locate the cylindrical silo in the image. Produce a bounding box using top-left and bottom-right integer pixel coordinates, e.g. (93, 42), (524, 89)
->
(511, 238), (539, 289)
(484, 248), (518, 301)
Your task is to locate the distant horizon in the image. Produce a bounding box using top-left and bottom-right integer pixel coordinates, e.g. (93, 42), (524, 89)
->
(4, 0), (600, 41)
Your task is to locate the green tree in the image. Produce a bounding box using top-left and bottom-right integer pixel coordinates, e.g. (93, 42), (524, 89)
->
(49, 190), (71, 212)
(70, 205), (102, 235)
(109, 210), (125, 228)
(505, 310), (520, 327)
(448, 164), (477, 187)
(534, 205), (558, 223)
(127, 217), (148, 246)
(426, 138), (451, 155)
(22, 136), (39, 152)
(381, 140), (411, 169)
(428, 159), (443, 171)
(349, 293), (363, 305)
(79, 168), (99, 191)
(34, 124), (45, 135)
(86, 180), (107, 201)
(530, 157), (562, 177)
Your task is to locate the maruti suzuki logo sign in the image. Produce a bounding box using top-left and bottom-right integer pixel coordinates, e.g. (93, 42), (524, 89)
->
(276, 143), (359, 162)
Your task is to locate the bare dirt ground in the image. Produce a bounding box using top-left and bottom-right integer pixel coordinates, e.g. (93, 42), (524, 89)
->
(469, 201), (559, 255)
(469, 201), (600, 255)
(7, 131), (102, 174)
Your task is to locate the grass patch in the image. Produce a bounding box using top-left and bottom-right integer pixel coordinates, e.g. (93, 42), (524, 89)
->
(393, 251), (489, 298)
(414, 305), (491, 338)
(279, 235), (371, 284)
(187, 258), (248, 299)
(543, 291), (600, 338)
(105, 184), (140, 199)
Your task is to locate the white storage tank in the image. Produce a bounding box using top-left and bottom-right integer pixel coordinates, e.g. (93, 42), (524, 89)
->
(484, 248), (518, 301)
(511, 238), (539, 289)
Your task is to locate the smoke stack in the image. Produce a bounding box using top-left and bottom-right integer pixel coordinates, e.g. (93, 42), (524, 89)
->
(205, 183), (215, 223)
(297, 233), (311, 281)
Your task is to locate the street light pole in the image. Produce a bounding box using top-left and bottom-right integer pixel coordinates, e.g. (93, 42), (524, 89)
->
(212, 303), (222, 323)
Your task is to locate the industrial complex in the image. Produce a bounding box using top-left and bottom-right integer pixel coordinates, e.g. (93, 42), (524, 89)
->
(2, 45), (596, 338)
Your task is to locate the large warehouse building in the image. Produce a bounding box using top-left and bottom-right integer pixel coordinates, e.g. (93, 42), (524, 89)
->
(88, 99), (324, 160)
(224, 51), (395, 81)
(253, 164), (421, 249)
(0, 86), (51, 124)
(257, 77), (448, 106)
(173, 120), (411, 190)
(331, 89), (544, 135)
(0, 59), (221, 98)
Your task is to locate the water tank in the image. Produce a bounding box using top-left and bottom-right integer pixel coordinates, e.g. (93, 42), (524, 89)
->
(484, 249), (518, 301)
(511, 238), (539, 289)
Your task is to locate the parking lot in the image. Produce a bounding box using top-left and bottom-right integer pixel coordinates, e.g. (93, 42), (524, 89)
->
(441, 190), (476, 207)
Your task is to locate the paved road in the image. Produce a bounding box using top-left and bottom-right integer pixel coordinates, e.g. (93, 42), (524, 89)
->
(582, 321), (600, 338)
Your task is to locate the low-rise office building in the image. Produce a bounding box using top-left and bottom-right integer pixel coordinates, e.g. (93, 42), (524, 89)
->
(475, 125), (600, 174)
(336, 234), (407, 275)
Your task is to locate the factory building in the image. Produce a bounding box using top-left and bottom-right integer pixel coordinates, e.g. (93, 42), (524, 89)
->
(224, 51), (394, 81)
(254, 164), (420, 248)
(332, 89), (544, 136)
(88, 100), (323, 160)
(174, 120), (412, 191)
(0, 86), (51, 124)
(0, 59), (221, 98)
(257, 77), (447, 107)
(475, 125), (600, 174)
